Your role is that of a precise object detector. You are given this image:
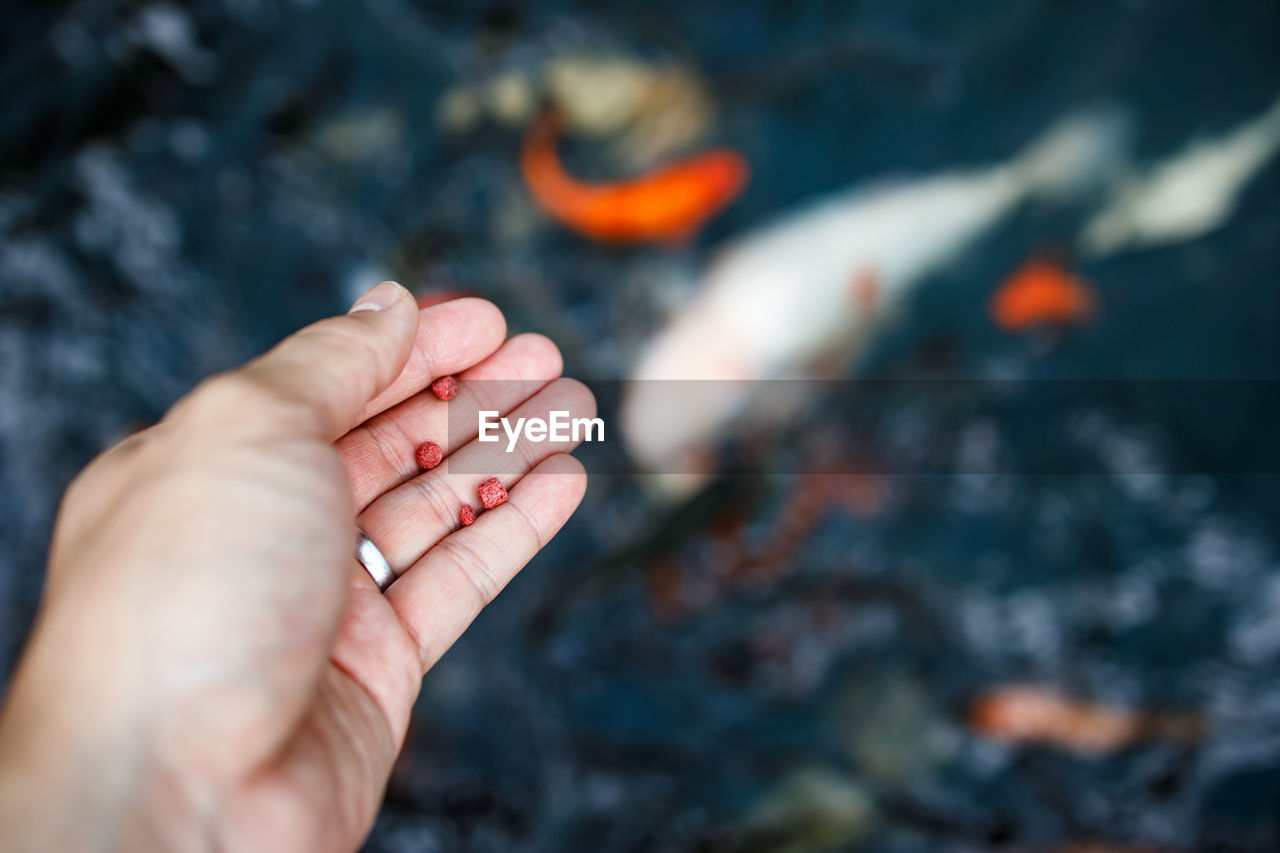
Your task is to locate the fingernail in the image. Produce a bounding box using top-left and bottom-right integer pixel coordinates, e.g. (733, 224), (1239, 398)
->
(349, 281), (405, 313)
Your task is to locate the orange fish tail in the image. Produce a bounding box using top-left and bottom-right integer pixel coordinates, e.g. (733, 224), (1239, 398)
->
(990, 258), (1097, 331)
(520, 106), (602, 228)
(520, 104), (749, 243)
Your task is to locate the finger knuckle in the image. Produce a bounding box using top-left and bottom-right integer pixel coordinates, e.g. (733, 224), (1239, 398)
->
(361, 417), (415, 481)
(506, 498), (547, 550)
(439, 535), (503, 606)
(311, 320), (394, 389)
(412, 475), (464, 532)
(178, 372), (278, 424)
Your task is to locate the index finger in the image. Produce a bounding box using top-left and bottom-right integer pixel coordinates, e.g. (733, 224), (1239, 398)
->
(355, 297), (507, 425)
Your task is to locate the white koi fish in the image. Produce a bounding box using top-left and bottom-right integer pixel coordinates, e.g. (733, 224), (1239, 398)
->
(1081, 94), (1280, 256)
(621, 107), (1130, 495)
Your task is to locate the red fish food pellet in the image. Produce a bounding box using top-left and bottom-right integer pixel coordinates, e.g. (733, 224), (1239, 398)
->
(415, 441), (443, 470)
(431, 375), (459, 401)
(477, 477), (508, 510)
(459, 504), (477, 526)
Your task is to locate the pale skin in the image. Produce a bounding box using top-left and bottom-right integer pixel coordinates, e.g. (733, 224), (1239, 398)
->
(0, 281), (595, 851)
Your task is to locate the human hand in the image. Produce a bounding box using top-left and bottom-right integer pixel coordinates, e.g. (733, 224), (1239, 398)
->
(0, 282), (593, 851)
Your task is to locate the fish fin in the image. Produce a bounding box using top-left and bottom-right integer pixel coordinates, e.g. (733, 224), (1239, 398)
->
(1015, 104), (1132, 202)
(847, 267), (881, 313)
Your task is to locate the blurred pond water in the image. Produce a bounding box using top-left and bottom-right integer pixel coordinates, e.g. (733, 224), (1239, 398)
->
(1, 1), (1278, 850)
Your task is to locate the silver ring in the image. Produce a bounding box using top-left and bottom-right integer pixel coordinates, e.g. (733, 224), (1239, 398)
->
(356, 530), (397, 591)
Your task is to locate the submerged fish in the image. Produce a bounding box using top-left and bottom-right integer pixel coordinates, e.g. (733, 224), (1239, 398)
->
(969, 685), (1202, 755)
(520, 106), (749, 244)
(1081, 94), (1280, 256)
(989, 257), (1096, 331)
(621, 107), (1129, 495)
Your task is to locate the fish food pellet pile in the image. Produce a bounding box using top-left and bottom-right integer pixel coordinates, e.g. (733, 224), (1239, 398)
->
(413, 372), (508, 525)
(478, 477), (508, 509)
(453, 482), (505, 527)
(431, 375), (459, 401)
(415, 441), (443, 470)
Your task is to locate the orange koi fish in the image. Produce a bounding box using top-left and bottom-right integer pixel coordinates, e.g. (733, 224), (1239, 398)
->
(520, 107), (749, 244)
(969, 685), (1202, 755)
(989, 258), (1097, 331)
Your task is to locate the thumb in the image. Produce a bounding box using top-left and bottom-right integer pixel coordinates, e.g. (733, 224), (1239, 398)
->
(239, 281), (420, 439)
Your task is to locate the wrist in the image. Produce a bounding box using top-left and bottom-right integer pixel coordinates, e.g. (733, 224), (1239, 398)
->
(0, 629), (210, 850)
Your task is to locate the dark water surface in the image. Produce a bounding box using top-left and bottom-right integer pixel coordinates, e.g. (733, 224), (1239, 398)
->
(2, 1), (1278, 850)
